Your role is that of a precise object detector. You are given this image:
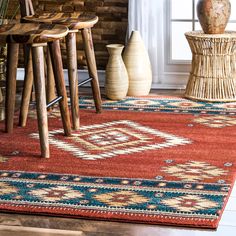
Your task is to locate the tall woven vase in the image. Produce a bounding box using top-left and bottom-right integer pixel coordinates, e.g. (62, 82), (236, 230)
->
(197, 0), (231, 34)
(105, 44), (129, 100)
(123, 31), (152, 96)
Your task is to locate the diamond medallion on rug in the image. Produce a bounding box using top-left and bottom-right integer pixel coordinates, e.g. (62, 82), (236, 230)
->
(30, 120), (191, 160)
(0, 97), (235, 229)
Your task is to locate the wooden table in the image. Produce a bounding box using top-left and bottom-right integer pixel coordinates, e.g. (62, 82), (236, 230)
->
(185, 31), (236, 102)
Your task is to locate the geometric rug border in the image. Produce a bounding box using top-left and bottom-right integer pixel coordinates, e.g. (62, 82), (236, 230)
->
(79, 96), (236, 115)
(0, 170), (232, 229)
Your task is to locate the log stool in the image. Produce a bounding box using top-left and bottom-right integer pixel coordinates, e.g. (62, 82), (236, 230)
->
(19, 0), (102, 131)
(0, 23), (72, 158)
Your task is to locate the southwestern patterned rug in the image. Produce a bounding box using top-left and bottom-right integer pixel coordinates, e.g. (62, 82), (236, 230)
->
(80, 95), (236, 115)
(0, 95), (236, 229)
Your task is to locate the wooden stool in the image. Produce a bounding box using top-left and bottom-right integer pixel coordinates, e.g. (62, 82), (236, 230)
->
(19, 0), (102, 131)
(0, 23), (72, 158)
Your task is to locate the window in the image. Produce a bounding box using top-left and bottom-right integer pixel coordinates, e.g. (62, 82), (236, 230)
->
(128, 0), (236, 88)
(169, 0), (236, 62)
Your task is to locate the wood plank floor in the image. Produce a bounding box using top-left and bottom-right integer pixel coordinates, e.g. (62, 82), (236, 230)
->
(0, 89), (235, 236)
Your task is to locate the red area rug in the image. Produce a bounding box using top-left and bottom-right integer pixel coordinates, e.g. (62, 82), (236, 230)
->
(0, 104), (236, 229)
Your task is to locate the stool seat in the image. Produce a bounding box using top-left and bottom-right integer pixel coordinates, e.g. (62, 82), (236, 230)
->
(0, 23), (68, 44)
(23, 13), (98, 31)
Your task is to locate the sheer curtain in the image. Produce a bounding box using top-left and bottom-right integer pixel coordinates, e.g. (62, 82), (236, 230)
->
(128, 0), (164, 85)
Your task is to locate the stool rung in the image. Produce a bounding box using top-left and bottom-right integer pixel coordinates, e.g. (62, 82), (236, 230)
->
(78, 77), (93, 87)
(46, 96), (63, 108)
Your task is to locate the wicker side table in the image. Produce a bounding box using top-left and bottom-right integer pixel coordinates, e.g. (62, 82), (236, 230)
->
(185, 31), (236, 102)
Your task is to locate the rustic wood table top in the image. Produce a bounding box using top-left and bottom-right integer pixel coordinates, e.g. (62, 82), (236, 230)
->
(23, 13), (98, 30)
(0, 23), (68, 44)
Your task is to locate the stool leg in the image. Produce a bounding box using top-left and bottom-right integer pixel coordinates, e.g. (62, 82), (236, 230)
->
(48, 40), (72, 136)
(5, 43), (19, 133)
(0, 89), (3, 103)
(81, 28), (102, 113)
(19, 45), (33, 127)
(31, 46), (49, 158)
(46, 47), (56, 107)
(66, 32), (80, 130)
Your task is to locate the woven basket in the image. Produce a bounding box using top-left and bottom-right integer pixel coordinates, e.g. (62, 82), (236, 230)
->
(185, 31), (236, 102)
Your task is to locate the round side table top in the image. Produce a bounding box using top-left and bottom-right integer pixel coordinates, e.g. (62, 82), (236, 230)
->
(185, 30), (236, 39)
(0, 23), (68, 44)
(23, 13), (98, 31)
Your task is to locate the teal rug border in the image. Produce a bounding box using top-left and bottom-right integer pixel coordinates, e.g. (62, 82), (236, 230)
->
(79, 96), (236, 115)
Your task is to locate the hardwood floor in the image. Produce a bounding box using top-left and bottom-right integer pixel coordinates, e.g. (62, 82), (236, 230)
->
(0, 89), (235, 236)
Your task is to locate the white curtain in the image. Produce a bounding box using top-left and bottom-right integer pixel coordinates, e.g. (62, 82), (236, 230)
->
(128, 0), (164, 84)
